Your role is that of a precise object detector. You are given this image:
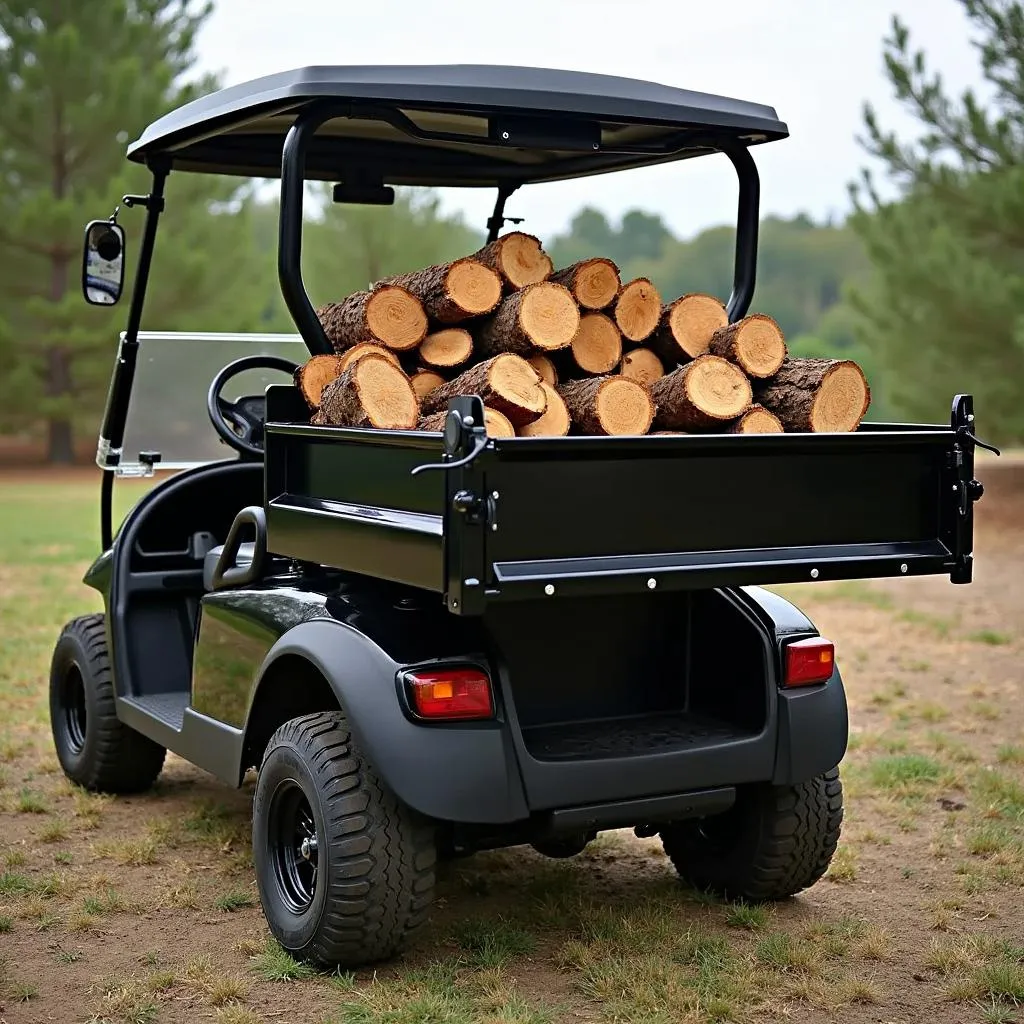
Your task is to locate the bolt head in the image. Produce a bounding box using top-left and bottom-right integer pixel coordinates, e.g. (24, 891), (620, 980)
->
(544, 584), (555, 596)
(647, 578), (657, 590)
(810, 568), (820, 579)
(502, 131), (510, 140)
(492, 490), (500, 500)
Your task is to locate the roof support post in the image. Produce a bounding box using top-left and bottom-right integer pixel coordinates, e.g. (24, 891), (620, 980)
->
(721, 143), (760, 323)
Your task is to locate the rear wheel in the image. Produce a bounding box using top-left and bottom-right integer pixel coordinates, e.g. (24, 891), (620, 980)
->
(49, 614), (166, 793)
(660, 768), (843, 901)
(252, 710), (436, 968)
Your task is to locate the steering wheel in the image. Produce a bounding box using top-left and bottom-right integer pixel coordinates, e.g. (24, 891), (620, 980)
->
(207, 354), (299, 459)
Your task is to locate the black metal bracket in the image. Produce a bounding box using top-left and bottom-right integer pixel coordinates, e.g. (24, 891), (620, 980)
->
(948, 394), (995, 584)
(486, 182), (524, 243)
(437, 396), (492, 616)
(122, 193), (165, 213)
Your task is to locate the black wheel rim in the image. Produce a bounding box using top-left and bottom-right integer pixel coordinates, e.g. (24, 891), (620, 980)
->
(267, 780), (319, 914)
(62, 664), (88, 754)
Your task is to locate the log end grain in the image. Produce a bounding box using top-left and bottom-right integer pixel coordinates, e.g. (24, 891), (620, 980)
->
(527, 354), (558, 388)
(419, 328), (474, 370)
(757, 358), (871, 432)
(613, 278), (662, 342)
(518, 382), (571, 437)
(729, 404), (784, 434)
(295, 354), (343, 409)
(619, 347), (665, 387)
(365, 285), (428, 351)
(410, 369), (447, 400)
(709, 314), (787, 378)
(650, 354), (752, 432)
(484, 406), (517, 438)
(447, 259), (503, 316)
(421, 353), (546, 427)
(662, 293), (728, 360)
(338, 342), (402, 374)
(520, 282), (580, 351)
(553, 258), (621, 309)
(561, 376), (655, 436)
(570, 312), (622, 375)
(494, 231), (554, 288)
(320, 355), (419, 429)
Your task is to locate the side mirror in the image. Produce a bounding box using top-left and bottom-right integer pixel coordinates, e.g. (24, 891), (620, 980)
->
(82, 220), (126, 306)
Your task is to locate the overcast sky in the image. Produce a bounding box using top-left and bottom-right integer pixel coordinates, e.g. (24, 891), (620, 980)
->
(193, 0), (982, 241)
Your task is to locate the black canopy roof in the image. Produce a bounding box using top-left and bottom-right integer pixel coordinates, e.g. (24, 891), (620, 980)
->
(127, 65), (788, 186)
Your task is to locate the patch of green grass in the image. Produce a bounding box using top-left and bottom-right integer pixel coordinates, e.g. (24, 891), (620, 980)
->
(54, 850), (73, 864)
(868, 753), (943, 791)
(215, 889), (255, 913)
(724, 901), (769, 930)
(53, 944), (83, 964)
(979, 998), (1019, 1024)
(754, 932), (818, 973)
(453, 917), (536, 968)
(4, 848), (27, 867)
(997, 744), (1024, 766)
(969, 630), (1012, 646)
(0, 915), (11, 933)
(898, 608), (955, 637)
(39, 820), (68, 842)
(81, 888), (125, 916)
(974, 769), (1024, 820)
(95, 836), (159, 866)
(0, 871), (33, 896)
(16, 788), (49, 814)
(248, 939), (317, 982)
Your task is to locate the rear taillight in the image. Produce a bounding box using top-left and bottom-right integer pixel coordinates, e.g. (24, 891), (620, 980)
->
(783, 637), (835, 687)
(405, 667), (494, 721)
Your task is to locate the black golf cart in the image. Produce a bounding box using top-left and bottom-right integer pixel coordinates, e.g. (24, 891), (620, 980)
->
(49, 65), (988, 970)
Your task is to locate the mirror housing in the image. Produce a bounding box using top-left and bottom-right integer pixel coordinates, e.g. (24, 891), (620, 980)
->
(82, 220), (126, 306)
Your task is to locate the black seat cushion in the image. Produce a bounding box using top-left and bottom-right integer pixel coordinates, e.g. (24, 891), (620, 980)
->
(203, 541), (256, 590)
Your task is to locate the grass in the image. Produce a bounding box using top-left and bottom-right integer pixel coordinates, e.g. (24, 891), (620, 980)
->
(215, 889), (256, 913)
(16, 787), (49, 813)
(969, 630), (1012, 646)
(453, 917), (536, 968)
(248, 939), (317, 982)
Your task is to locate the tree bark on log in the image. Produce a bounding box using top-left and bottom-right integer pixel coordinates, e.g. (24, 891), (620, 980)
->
(619, 347), (664, 387)
(559, 376), (655, 436)
(609, 278), (662, 342)
(319, 355), (419, 429)
(475, 282), (579, 357)
(518, 382), (571, 437)
(550, 258), (620, 310)
(708, 314), (787, 379)
(473, 231), (553, 290)
(380, 258), (502, 322)
(420, 353), (547, 427)
(317, 285), (427, 352)
(755, 358), (871, 432)
(649, 293), (728, 367)
(650, 355), (752, 432)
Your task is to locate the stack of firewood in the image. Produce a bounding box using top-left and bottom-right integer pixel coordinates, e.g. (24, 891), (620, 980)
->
(295, 232), (871, 437)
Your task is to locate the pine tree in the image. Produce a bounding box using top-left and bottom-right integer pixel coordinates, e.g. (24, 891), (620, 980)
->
(849, 0), (1024, 442)
(0, 1), (273, 461)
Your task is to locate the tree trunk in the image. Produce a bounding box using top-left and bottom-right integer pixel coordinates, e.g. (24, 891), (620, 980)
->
(550, 258), (620, 309)
(420, 353), (547, 427)
(318, 355), (419, 429)
(419, 406), (515, 438)
(649, 293), (728, 367)
(559, 376), (655, 435)
(728, 404), (784, 434)
(518, 382), (571, 437)
(755, 358), (871, 432)
(559, 312), (622, 377)
(619, 347), (664, 386)
(475, 283), (579, 357)
(419, 328), (474, 370)
(708, 314), (787, 379)
(609, 278), (662, 342)
(472, 231), (553, 290)
(381, 258), (502, 322)
(46, 247), (73, 464)
(650, 355), (752, 431)
(317, 285), (427, 352)
(295, 355), (345, 409)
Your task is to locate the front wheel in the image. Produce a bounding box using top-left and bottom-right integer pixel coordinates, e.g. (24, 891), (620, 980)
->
(660, 768), (843, 901)
(252, 711), (436, 969)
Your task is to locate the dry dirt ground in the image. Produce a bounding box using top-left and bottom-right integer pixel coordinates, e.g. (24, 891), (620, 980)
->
(0, 463), (1021, 1024)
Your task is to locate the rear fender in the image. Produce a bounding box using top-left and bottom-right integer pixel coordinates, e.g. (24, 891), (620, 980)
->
(248, 619), (529, 825)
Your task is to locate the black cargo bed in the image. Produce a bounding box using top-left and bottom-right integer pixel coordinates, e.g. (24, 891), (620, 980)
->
(263, 386), (982, 615)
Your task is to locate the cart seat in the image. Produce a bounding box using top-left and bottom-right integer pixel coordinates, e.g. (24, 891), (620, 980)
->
(203, 542), (256, 591)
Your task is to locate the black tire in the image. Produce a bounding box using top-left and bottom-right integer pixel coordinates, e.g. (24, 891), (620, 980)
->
(660, 767), (843, 902)
(252, 711), (436, 968)
(49, 614), (166, 794)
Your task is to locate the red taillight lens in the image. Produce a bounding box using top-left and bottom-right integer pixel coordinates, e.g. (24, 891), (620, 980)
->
(784, 637), (835, 687)
(406, 668), (494, 721)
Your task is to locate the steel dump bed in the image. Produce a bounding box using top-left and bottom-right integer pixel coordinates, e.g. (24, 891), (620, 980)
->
(262, 386), (983, 614)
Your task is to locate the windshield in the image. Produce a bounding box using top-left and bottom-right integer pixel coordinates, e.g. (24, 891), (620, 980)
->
(111, 331), (307, 476)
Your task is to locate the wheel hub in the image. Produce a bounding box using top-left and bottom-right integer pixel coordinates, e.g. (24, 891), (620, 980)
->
(267, 780), (319, 914)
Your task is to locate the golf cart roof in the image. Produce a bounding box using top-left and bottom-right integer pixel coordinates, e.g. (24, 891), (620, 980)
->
(127, 64), (788, 187)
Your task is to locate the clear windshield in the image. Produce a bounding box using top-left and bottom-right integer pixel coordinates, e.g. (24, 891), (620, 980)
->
(110, 332), (308, 476)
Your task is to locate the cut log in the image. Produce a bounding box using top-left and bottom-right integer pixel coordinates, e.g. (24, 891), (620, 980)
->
(295, 354), (344, 409)
(729, 404), (784, 434)
(410, 369), (446, 400)
(610, 278), (662, 342)
(650, 355), (752, 432)
(527, 354), (558, 388)
(419, 406), (516, 438)
(650, 293), (728, 366)
(319, 355), (419, 429)
(619, 347), (665, 387)
(317, 285), (427, 352)
(560, 376), (654, 436)
(420, 353), (546, 427)
(338, 342), (402, 373)
(476, 282), (580, 358)
(565, 313), (622, 375)
(381, 258), (502, 323)
(550, 258), (621, 310)
(709, 314), (787, 379)
(518, 382), (571, 437)
(419, 328), (474, 370)
(755, 358), (871, 432)
(473, 231), (553, 290)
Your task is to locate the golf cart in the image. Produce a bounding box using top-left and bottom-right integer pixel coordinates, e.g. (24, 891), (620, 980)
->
(49, 65), (988, 970)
